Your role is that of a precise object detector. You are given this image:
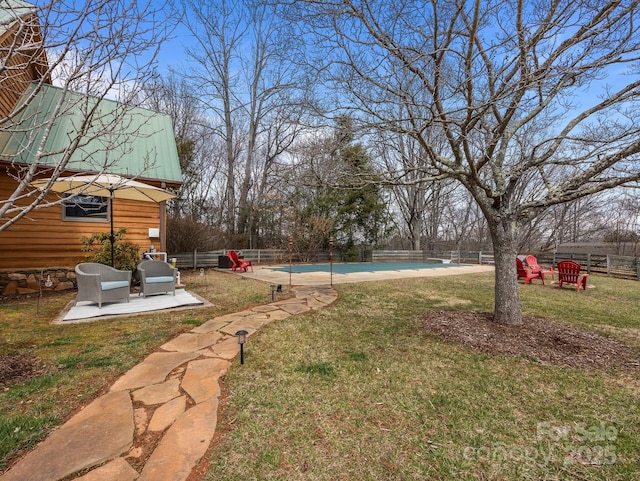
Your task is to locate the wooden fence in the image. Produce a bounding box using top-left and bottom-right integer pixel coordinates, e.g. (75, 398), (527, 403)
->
(168, 249), (640, 281)
(170, 249), (290, 270)
(539, 253), (640, 280)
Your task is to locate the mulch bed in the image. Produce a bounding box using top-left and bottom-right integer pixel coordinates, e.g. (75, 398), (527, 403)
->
(421, 311), (640, 371)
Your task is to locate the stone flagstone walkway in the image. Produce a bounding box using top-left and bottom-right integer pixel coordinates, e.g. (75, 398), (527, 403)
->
(0, 285), (337, 481)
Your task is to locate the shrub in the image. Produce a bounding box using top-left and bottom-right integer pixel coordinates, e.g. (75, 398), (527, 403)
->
(166, 216), (224, 252)
(80, 228), (140, 271)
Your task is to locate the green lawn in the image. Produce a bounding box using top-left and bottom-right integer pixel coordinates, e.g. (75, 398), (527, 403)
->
(209, 273), (639, 481)
(1, 270), (638, 480)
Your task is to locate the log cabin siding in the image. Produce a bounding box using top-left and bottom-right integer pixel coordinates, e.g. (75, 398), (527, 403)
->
(0, 171), (166, 269)
(0, 10), (50, 119)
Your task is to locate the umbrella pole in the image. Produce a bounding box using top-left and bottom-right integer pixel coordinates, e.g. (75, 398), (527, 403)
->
(110, 194), (115, 267)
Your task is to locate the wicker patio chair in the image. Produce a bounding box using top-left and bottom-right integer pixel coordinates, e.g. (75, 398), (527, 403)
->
(75, 263), (131, 308)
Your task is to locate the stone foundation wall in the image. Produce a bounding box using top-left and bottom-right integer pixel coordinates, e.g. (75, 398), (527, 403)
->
(1, 268), (77, 297)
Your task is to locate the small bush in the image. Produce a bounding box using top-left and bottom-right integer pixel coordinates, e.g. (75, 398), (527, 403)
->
(80, 228), (140, 271)
(344, 246), (360, 262)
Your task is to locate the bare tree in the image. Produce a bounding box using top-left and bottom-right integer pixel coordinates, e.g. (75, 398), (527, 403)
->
(536, 193), (606, 251)
(291, 0), (640, 325)
(373, 131), (431, 250)
(181, 0), (313, 243)
(441, 188), (492, 252)
(180, 0), (242, 235)
(591, 189), (640, 255)
(0, 0), (177, 231)
(143, 72), (224, 220)
(245, 95), (314, 247)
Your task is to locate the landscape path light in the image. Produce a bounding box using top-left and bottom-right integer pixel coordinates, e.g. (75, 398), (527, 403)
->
(270, 284), (283, 301)
(235, 329), (249, 365)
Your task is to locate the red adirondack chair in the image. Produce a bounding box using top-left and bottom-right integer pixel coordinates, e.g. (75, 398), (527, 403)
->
(525, 255), (555, 281)
(516, 258), (544, 285)
(557, 260), (589, 292)
(228, 250), (253, 272)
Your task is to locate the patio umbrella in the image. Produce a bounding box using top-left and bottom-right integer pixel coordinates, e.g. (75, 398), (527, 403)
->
(31, 174), (176, 267)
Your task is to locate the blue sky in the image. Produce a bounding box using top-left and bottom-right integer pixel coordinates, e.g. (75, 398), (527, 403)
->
(155, 21), (193, 73)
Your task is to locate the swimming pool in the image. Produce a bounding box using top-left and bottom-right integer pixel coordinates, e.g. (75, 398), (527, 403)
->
(268, 262), (466, 274)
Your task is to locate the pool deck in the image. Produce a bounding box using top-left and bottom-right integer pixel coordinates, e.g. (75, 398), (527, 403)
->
(237, 263), (495, 286)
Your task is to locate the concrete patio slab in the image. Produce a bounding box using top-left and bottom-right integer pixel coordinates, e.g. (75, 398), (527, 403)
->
(238, 263), (494, 286)
(59, 289), (209, 323)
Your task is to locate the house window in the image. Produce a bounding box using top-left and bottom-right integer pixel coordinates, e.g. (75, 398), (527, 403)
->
(62, 194), (109, 222)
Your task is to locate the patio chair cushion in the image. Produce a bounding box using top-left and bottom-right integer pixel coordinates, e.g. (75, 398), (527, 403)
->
(145, 276), (175, 284)
(101, 280), (131, 291)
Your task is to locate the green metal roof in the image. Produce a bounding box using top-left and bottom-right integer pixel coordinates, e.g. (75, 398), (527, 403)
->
(0, 82), (182, 184)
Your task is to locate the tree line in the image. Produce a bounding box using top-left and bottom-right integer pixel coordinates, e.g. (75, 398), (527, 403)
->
(144, 1), (640, 264)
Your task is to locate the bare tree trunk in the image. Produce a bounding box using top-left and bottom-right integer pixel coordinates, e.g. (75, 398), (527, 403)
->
(409, 215), (422, 250)
(487, 216), (522, 325)
(225, 126), (236, 235)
